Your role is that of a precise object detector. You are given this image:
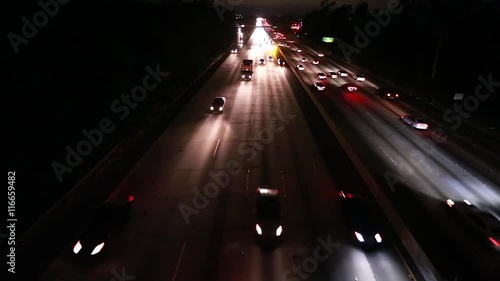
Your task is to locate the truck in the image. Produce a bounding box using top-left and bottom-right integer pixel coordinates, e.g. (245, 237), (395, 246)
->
(241, 59), (253, 81)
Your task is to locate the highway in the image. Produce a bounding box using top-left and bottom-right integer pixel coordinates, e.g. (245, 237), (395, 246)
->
(274, 33), (500, 280)
(38, 28), (416, 280)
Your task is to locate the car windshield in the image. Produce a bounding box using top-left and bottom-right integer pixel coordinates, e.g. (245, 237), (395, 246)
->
(343, 199), (377, 226)
(213, 98), (224, 105)
(257, 196), (280, 220)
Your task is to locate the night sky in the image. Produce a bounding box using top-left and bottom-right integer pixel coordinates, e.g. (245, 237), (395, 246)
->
(234, 0), (390, 15)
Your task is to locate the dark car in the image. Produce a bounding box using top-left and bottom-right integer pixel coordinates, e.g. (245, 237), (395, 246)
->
(342, 83), (358, 93)
(255, 187), (283, 239)
(278, 58), (285, 66)
(377, 88), (399, 100)
(72, 196), (134, 256)
(210, 97), (226, 113)
(446, 199), (500, 251)
(339, 191), (383, 246)
(259, 58), (266, 65)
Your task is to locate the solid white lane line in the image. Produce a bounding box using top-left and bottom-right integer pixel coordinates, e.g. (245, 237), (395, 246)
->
(377, 145), (397, 166)
(393, 243), (417, 281)
(213, 139), (221, 156)
(171, 242), (187, 281)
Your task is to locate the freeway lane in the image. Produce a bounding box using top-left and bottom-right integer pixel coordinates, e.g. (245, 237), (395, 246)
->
(277, 42), (500, 280)
(39, 28), (414, 281)
(294, 39), (500, 173)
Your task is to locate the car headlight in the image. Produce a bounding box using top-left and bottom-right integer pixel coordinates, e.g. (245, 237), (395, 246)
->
(276, 225), (283, 236)
(375, 233), (382, 243)
(91, 242), (105, 255)
(255, 224), (262, 235)
(355, 232), (364, 242)
(73, 241), (82, 254)
(242, 75), (245, 78)
(210, 106), (214, 110)
(219, 106), (223, 111)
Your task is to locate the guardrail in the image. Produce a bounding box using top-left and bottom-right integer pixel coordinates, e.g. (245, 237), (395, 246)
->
(276, 44), (443, 281)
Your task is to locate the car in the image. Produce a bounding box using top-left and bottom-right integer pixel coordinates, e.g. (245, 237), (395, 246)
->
(337, 70), (348, 77)
(377, 88), (399, 99)
(231, 49), (237, 54)
(277, 58), (285, 66)
(317, 72), (327, 79)
(255, 187), (283, 239)
(339, 191), (383, 245)
(297, 64), (304, 70)
(73, 196), (134, 256)
(297, 49), (302, 52)
(352, 73), (365, 81)
(312, 59), (319, 65)
(328, 72), (338, 78)
(342, 83), (357, 93)
(210, 97), (226, 113)
(267, 56), (273, 61)
(313, 82), (325, 91)
(300, 57), (307, 62)
(401, 115), (428, 130)
(317, 52), (324, 57)
(259, 58), (265, 65)
(446, 199), (500, 250)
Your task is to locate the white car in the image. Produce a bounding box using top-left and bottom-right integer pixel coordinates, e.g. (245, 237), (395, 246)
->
(317, 73), (327, 79)
(312, 59), (319, 65)
(401, 115), (428, 130)
(352, 73), (365, 81)
(297, 64), (304, 70)
(317, 52), (324, 57)
(313, 82), (325, 91)
(297, 49), (302, 52)
(337, 70), (348, 77)
(328, 72), (338, 78)
(300, 57), (307, 62)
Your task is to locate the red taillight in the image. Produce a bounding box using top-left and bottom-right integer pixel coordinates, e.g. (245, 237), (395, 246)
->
(489, 237), (500, 247)
(128, 195), (134, 202)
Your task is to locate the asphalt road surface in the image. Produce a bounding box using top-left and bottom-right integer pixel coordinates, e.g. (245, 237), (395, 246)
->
(39, 29), (415, 281)
(277, 38), (500, 280)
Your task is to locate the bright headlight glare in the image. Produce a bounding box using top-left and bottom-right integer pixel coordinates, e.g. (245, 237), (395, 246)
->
(276, 225), (283, 236)
(210, 106), (214, 110)
(355, 232), (364, 242)
(255, 224), (262, 235)
(73, 241), (82, 254)
(375, 233), (382, 243)
(219, 106), (223, 111)
(91, 242), (105, 255)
